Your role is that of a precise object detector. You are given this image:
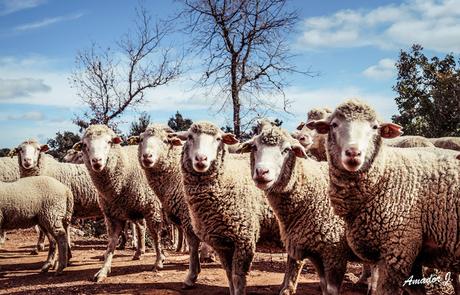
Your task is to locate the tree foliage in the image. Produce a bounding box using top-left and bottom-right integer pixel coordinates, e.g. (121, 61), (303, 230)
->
(71, 4), (182, 131)
(179, 0), (309, 138)
(167, 111), (193, 131)
(0, 148), (11, 157)
(393, 44), (460, 137)
(128, 112), (151, 136)
(47, 131), (81, 160)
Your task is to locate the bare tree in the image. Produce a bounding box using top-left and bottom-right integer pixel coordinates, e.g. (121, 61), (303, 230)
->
(180, 0), (311, 137)
(71, 4), (182, 130)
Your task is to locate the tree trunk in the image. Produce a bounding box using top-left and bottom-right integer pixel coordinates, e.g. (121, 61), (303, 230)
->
(231, 55), (240, 138)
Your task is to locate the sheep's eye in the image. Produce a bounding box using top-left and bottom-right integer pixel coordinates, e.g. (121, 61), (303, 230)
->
(372, 125), (378, 130)
(188, 134), (193, 140)
(216, 137), (222, 141)
(82, 143), (87, 149)
(36, 147), (40, 151)
(252, 145), (257, 151)
(332, 122), (338, 128)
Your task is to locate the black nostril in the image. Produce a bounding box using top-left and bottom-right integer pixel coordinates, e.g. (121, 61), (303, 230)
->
(256, 168), (269, 176)
(143, 154), (151, 159)
(345, 148), (361, 157)
(195, 155), (207, 162)
(91, 158), (101, 163)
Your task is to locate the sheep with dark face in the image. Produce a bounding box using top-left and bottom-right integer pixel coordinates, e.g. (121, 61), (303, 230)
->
(173, 121), (280, 295)
(308, 99), (460, 295)
(239, 125), (367, 295)
(76, 125), (164, 282)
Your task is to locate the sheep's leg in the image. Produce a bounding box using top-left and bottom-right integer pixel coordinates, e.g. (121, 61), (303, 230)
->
(146, 219), (165, 270)
(279, 255), (304, 295)
(133, 219), (146, 260)
(452, 273), (460, 295)
(324, 259), (346, 295)
(232, 245), (254, 295)
(309, 256), (327, 295)
(51, 226), (68, 275)
(118, 221), (128, 250)
(183, 230), (201, 289)
(377, 258), (425, 295)
(200, 242), (216, 263)
(0, 230), (6, 245)
(31, 225), (46, 255)
(358, 263), (372, 285)
(130, 221), (137, 249)
(367, 264), (379, 295)
(176, 226), (184, 252)
(94, 218), (123, 282)
(41, 231), (57, 273)
(216, 249), (235, 295)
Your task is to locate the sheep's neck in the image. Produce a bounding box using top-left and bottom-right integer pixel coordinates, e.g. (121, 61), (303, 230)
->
(146, 147), (182, 204)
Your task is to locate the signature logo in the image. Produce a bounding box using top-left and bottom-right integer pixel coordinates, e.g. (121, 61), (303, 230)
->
(403, 272), (452, 287)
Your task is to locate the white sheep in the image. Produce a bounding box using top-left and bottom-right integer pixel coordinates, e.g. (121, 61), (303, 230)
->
(307, 99), (460, 294)
(172, 121), (280, 295)
(239, 124), (369, 295)
(0, 176), (73, 275)
(384, 135), (434, 148)
(75, 124), (164, 282)
(62, 148), (84, 164)
(429, 137), (460, 151)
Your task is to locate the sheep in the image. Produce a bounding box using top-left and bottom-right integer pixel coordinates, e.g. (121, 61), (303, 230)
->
(75, 124), (164, 282)
(238, 124), (370, 295)
(128, 124), (203, 288)
(62, 149), (84, 164)
(0, 176), (73, 275)
(384, 135), (434, 148)
(307, 98), (460, 294)
(430, 137), (460, 151)
(171, 121), (280, 295)
(296, 107), (332, 161)
(63, 146), (144, 253)
(0, 156), (20, 182)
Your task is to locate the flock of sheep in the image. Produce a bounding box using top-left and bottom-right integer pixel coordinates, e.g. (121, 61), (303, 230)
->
(1, 98), (460, 295)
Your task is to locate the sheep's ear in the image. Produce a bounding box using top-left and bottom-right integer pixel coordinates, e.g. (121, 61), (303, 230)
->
(296, 122), (305, 130)
(73, 142), (83, 151)
(112, 136), (123, 144)
(222, 133), (239, 145)
(40, 144), (49, 152)
(168, 137), (183, 146)
(127, 136), (140, 145)
(456, 154), (460, 160)
(306, 120), (329, 134)
(379, 123), (403, 139)
(291, 143), (308, 158)
(168, 131), (188, 141)
(235, 139), (253, 153)
(8, 148), (18, 158)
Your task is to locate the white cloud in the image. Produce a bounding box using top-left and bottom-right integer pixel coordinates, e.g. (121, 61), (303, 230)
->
(0, 0), (45, 16)
(14, 12), (85, 31)
(5, 111), (45, 121)
(299, 0), (460, 53)
(363, 58), (396, 80)
(0, 77), (51, 99)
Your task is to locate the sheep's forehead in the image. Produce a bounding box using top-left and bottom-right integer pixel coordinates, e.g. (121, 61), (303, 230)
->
(259, 128), (288, 146)
(83, 125), (115, 140)
(332, 99), (377, 122)
(190, 122), (220, 136)
(142, 125), (168, 140)
(19, 139), (40, 149)
(307, 108), (331, 121)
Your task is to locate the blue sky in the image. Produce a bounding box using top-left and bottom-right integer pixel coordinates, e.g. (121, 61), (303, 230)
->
(0, 0), (459, 147)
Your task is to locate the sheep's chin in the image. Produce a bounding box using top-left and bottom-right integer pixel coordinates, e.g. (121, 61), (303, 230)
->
(341, 158), (363, 172)
(22, 163), (34, 169)
(142, 160), (155, 168)
(254, 178), (275, 190)
(193, 161), (210, 173)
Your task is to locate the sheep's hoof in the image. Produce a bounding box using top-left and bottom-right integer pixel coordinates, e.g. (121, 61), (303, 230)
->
(30, 249), (39, 255)
(132, 254), (141, 261)
(37, 244), (45, 251)
(200, 257), (215, 263)
(54, 270), (64, 276)
(41, 262), (52, 273)
(279, 289), (294, 295)
(182, 283), (195, 290)
(94, 270), (108, 282)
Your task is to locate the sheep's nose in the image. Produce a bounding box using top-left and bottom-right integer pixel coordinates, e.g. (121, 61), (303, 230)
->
(195, 154), (207, 162)
(143, 154), (152, 160)
(256, 167), (269, 177)
(345, 147), (361, 158)
(299, 136), (306, 141)
(91, 157), (102, 164)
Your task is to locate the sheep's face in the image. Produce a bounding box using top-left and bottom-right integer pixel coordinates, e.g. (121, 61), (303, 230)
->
(292, 128), (314, 148)
(309, 117), (402, 172)
(138, 133), (164, 168)
(176, 128), (238, 173)
(240, 128), (307, 190)
(81, 134), (122, 172)
(63, 149), (84, 164)
(18, 141), (48, 169)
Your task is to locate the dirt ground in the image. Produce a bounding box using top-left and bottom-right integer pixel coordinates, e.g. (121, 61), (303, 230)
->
(0, 228), (368, 295)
